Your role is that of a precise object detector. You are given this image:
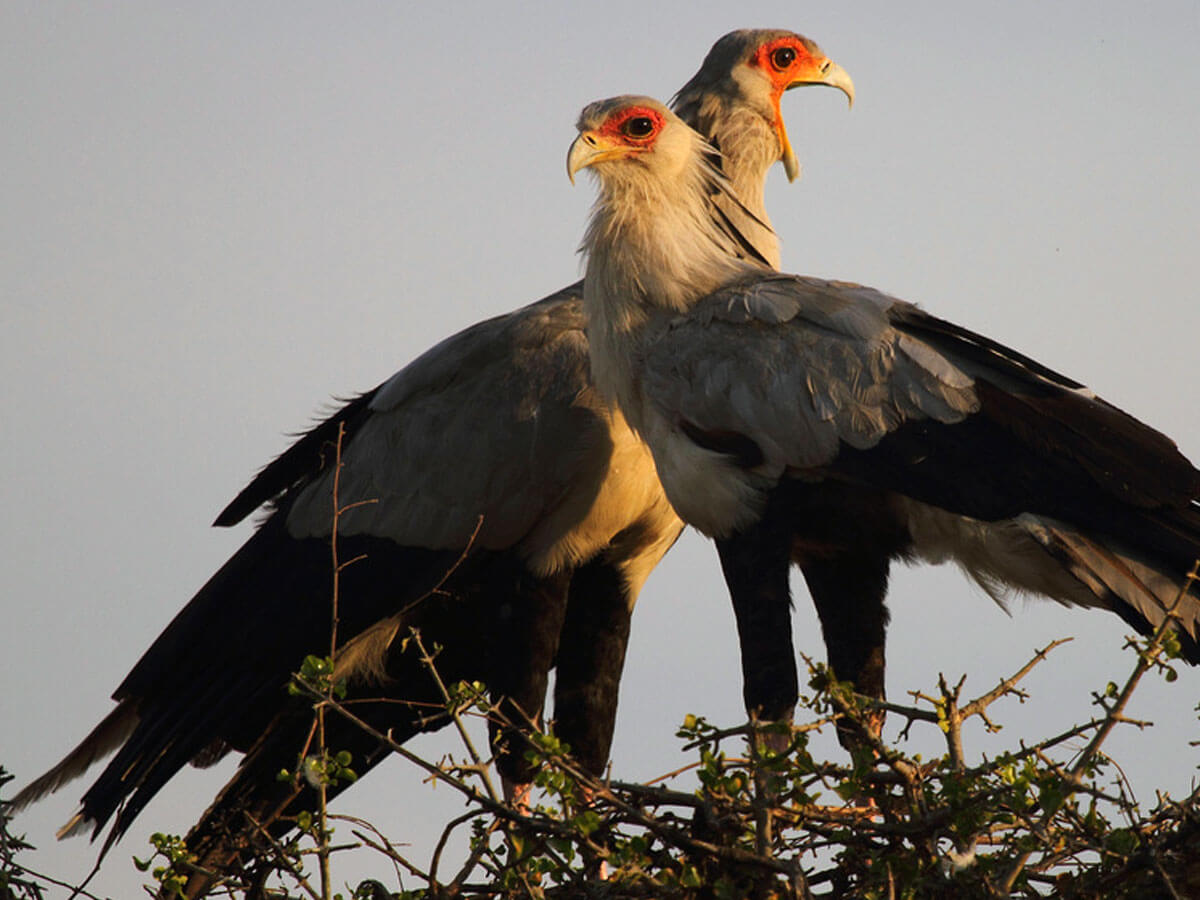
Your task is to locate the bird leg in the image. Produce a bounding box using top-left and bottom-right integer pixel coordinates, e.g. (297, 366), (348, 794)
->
(486, 572), (571, 801)
(551, 559), (631, 880)
(715, 515), (798, 868)
(715, 516), (799, 728)
(801, 554), (891, 751)
(781, 481), (906, 753)
(552, 558), (633, 777)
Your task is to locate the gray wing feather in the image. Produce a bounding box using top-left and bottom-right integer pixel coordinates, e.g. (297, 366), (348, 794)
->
(643, 275), (979, 470)
(285, 291), (610, 551)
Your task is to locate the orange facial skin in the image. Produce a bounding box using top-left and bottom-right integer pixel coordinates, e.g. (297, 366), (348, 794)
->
(749, 35), (847, 182)
(594, 106), (666, 146)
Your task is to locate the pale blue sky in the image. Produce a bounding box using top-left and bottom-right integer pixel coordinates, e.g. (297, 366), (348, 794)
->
(3, 3), (1198, 895)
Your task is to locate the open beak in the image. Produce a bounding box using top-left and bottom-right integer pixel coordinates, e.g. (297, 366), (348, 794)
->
(776, 57), (855, 183)
(568, 131), (629, 184)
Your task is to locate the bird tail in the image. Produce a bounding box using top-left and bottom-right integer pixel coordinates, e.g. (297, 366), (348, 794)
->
(163, 693), (422, 899)
(164, 616), (464, 899)
(1022, 518), (1200, 663)
(905, 503), (1200, 662)
(6, 701), (138, 828)
(164, 721), (338, 899)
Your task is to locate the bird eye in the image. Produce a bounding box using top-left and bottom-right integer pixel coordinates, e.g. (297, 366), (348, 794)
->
(770, 46), (797, 71)
(622, 116), (655, 138)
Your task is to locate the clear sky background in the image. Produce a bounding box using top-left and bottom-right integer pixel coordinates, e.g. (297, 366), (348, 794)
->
(2, 3), (1198, 896)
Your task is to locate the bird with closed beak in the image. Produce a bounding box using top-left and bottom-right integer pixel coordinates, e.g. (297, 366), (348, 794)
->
(570, 95), (1200, 749)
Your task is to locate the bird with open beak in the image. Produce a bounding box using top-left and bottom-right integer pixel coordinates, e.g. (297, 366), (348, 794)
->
(11, 30), (855, 899)
(572, 29), (853, 268)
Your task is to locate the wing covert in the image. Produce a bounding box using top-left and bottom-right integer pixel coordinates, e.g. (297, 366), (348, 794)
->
(283, 286), (613, 553)
(642, 275), (980, 472)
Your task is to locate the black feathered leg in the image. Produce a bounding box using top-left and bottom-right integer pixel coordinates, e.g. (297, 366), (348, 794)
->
(553, 559), (633, 776)
(800, 555), (891, 747)
(782, 481), (910, 750)
(488, 571), (572, 788)
(716, 514), (799, 724)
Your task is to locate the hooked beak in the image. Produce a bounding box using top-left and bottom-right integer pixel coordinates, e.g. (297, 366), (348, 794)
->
(790, 58), (855, 107)
(776, 57), (855, 183)
(568, 131), (631, 184)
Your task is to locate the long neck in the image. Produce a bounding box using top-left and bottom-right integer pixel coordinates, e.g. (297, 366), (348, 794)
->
(675, 94), (781, 269)
(581, 151), (759, 418)
(583, 150), (758, 315)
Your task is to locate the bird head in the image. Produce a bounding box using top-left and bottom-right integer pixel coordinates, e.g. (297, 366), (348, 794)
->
(567, 97), (697, 188)
(569, 96), (763, 318)
(673, 29), (854, 183)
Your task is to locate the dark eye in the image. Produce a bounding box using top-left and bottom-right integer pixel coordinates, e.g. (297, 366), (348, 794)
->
(623, 116), (655, 138)
(770, 46), (797, 70)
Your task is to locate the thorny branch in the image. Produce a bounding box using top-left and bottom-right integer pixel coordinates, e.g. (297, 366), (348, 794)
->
(14, 556), (1197, 900)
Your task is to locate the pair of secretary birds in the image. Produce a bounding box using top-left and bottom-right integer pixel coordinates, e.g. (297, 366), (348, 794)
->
(11, 24), (1200, 899)
(11, 28), (855, 898)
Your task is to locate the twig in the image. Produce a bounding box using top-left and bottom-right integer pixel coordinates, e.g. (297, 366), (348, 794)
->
(3, 861), (107, 900)
(409, 630), (501, 805)
(428, 809), (484, 893)
(335, 813), (423, 884)
(678, 715), (837, 753)
(242, 812), (324, 900)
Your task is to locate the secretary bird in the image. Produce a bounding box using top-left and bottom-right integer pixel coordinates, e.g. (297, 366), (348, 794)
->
(11, 33), (853, 894)
(569, 95), (1200, 745)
